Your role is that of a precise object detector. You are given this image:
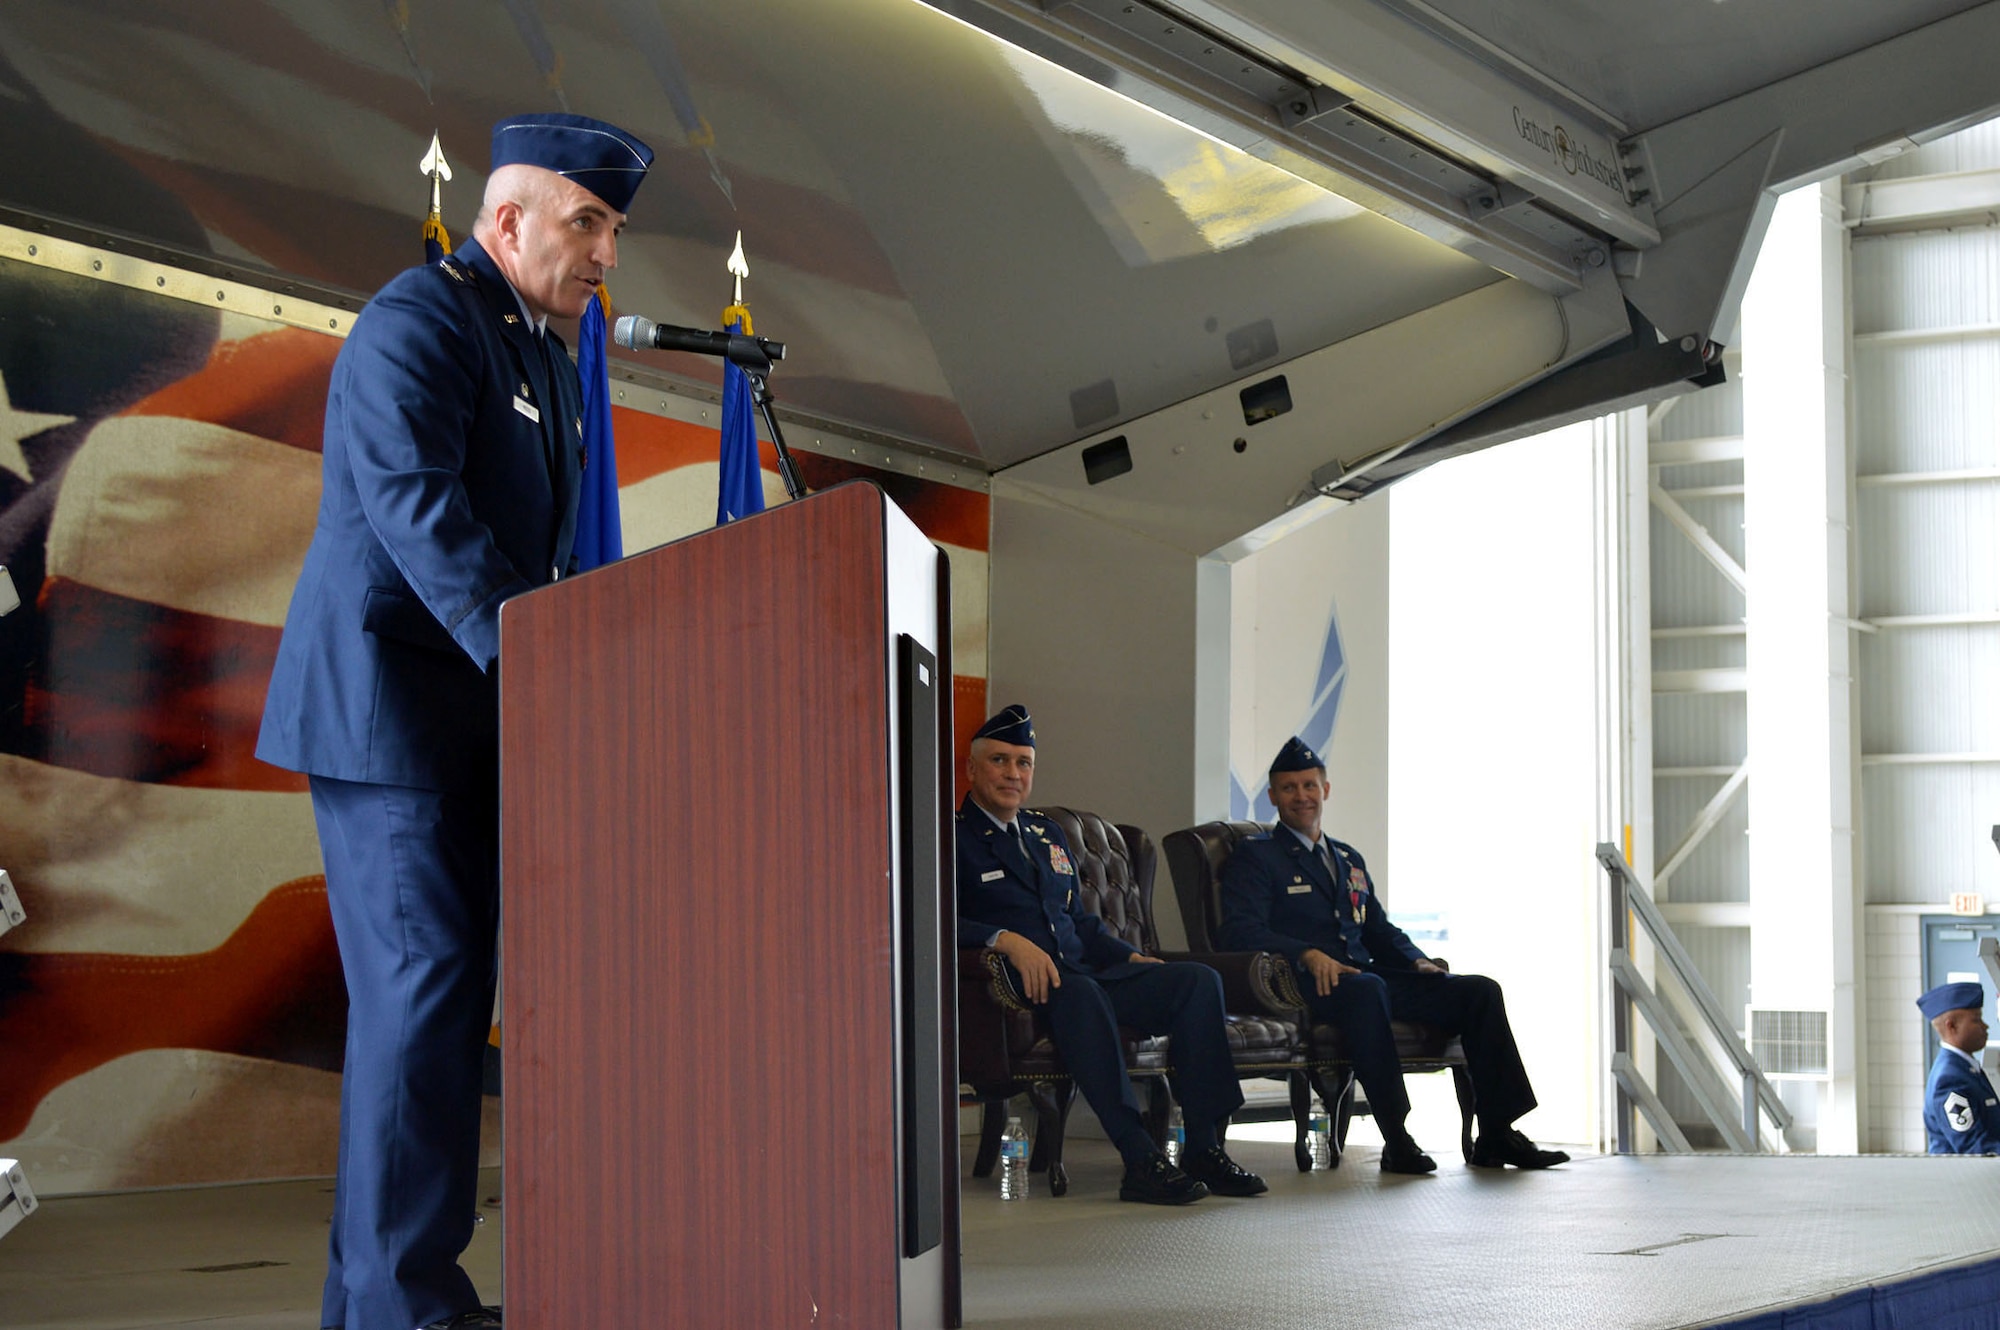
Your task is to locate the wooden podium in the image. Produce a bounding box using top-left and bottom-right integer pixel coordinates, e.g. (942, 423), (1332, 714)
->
(498, 483), (960, 1328)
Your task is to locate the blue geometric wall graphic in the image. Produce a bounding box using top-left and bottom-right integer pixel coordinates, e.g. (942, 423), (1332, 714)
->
(1230, 602), (1346, 822)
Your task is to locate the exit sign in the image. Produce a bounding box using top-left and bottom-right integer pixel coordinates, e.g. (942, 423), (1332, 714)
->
(1951, 892), (1984, 916)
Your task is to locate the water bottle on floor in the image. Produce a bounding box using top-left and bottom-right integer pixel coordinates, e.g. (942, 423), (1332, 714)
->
(1165, 1104), (1185, 1166)
(999, 1116), (1029, 1200)
(1309, 1106), (1332, 1169)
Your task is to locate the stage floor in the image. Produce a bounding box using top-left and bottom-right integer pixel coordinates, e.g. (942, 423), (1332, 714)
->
(4, 1142), (1999, 1329)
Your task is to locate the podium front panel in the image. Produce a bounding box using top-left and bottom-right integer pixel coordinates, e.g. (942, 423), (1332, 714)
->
(500, 483), (940, 1328)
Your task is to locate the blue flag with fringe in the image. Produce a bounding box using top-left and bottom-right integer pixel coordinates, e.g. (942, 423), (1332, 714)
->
(572, 287), (622, 570)
(716, 307), (764, 526)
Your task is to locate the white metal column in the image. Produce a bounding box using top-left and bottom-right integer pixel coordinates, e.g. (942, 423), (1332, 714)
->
(1740, 181), (1863, 1153)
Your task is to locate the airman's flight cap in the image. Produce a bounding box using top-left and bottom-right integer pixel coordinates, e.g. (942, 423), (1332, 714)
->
(974, 704), (1035, 748)
(1917, 981), (1984, 1021)
(1269, 736), (1325, 774)
(490, 113), (654, 213)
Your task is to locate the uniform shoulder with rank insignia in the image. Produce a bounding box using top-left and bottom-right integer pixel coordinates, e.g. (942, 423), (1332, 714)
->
(1918, 981), (2000, 1154)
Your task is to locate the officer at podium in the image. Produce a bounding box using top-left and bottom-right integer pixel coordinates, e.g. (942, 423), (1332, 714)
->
(1918, 981), (2000, 1154)
(258, 113), (652, 1330)
(956, 705), (1267, 1204)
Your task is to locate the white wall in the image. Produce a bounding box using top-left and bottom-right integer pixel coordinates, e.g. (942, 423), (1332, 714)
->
(1222, 497), (1391, 869)
(1386, 423), (1603, 1147)
(987, 485), (1201, 946)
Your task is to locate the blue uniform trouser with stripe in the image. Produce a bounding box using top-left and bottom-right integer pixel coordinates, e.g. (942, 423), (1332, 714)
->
(1039, 960), (1245, 1163)
(311, 774), (497, 1330)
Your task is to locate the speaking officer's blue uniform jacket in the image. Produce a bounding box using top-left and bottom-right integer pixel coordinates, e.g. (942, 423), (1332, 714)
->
(258, 237), (582, 791)
(954, 796), (1242, 1157)
(258, 238), (584, 1330)
(1219, 825), (1538, 1131)
(1925, 1045), (2000, 1154)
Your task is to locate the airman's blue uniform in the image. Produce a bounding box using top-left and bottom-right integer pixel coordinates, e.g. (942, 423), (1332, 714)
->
(1916, 981), (2000, 1154)
(257, 113), (651, 1330)
(1218, 739), (1538, 1143)
(1924, 1045), (2000, 1154)
(956, 795), (1244, 1164)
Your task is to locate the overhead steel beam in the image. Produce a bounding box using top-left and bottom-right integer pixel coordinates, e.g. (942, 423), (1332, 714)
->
(1313, 303), (1722, 499)
(1620, 2), (2000, 348)
(920, 0), (1634, 292)
(1845, 167), (2000, 236)
(1164, 0), (1657, 244)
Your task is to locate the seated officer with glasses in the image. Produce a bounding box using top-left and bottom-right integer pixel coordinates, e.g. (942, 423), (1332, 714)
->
(956, 704), (1265, 1205)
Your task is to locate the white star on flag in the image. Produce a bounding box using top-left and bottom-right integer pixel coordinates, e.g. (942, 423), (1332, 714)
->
(0, 369), (75, 483)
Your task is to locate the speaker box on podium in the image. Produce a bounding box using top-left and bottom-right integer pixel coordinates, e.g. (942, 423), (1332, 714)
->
(499, 482), (960, 1328)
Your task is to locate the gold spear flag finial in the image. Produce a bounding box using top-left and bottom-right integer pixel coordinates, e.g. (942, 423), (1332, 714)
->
(419, 132), (453, 260)
(723, 230), (752, 333)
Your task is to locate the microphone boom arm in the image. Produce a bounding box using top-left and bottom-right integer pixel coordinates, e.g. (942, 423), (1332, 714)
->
(614, 314), (807, 502)
(736, 360), (807, 504)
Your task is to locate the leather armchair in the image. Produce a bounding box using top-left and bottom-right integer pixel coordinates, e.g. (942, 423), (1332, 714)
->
(957, 805), (1303, 1196)
(1163, 819), (1477, 1169)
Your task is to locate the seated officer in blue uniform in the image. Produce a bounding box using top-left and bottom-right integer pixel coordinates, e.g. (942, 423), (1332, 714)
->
(258, 113), (652, 1330)
(1219, 737), (1567, 1174)
(1918, 981), (2000, 1154)
(956, 705), (1266, 1204)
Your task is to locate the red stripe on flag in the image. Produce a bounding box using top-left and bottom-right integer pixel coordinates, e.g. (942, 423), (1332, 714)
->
(0, 875), (344, 1142)
(26, 578), (302, 792)
(609, 407), (733, 485)
(120, 328), (340, 451)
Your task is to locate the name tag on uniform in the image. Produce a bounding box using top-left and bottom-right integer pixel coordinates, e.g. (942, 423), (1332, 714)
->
(1287, 882), (1313, 894)
(981, 869), (1005, 882)
(514, 395), (541, 423)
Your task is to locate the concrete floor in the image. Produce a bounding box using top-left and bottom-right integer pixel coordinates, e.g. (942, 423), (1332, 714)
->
(4, 1141), (2000, 1329)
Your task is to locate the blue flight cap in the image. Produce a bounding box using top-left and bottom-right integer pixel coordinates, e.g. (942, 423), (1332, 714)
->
(490, 113), (654, 213)
(1269, 736), (1325, 774)
(974, 704), (1035, 748)
(1917, 981), (1984, 1021)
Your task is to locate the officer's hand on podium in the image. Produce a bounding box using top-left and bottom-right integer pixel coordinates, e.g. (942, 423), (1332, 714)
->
(993, 932), (1061, 1003)
(1300, 948), (1360, 997)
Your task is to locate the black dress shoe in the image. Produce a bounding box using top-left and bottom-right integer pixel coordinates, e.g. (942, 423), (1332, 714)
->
(1470, 1127), (1570, 1170)
(1118, 1153), (1209, 1205)
(1180, 1146), (1269, 1197)
(1379, 1133), (1437, 1175)
(421, 1308), (503, 1329)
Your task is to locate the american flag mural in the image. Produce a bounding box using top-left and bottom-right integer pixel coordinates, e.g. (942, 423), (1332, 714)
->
(0, 281), (990, 1193)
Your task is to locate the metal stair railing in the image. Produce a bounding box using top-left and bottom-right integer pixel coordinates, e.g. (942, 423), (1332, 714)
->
(1596, 843), (1793, 1153)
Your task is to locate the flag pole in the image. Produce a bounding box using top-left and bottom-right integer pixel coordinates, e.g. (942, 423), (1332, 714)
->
(719, 232), (807, 503)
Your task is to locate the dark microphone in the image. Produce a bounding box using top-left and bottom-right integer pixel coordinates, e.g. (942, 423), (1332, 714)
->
(612, 314), (784, 366)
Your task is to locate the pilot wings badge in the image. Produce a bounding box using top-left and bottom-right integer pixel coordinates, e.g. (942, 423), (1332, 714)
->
(1947, 1091), (1974, 1131)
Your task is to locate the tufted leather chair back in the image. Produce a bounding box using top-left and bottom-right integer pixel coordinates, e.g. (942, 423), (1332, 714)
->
(1034, 806), (1157, 955)
(1162, 820), (1268, 952)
